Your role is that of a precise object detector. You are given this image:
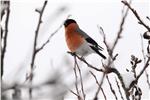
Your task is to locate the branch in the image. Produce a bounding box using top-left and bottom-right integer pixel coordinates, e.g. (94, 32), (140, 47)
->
(90, 71), (107, 100)
(97, 2), (131, 99)
(115, 78), (125, 100)
(129, 57), (150, 89)
(145, 71), (150, 89)
(140, 35), (150, 89)
(98, 0), (130, 60)
(1, 1), (10, 77)
(29, 1), (47, 98)
(74, 56), (86, 100)
(67, 52), (104, 72)
(73, 58), (81, 100)
(69, 89), (81, 99)
(97, 26), (110, 54)
(105, 67), (130, 100)
(67, 53), (130, 99)
(136, 57), (149, 80)
(110, 0), (130, 56)
(36, 15), (71, 53)
(122, 0), (150, 32)
(106, 75), (118, 100)
(31, 0), (47, 69)
(130, 55), (142, 78)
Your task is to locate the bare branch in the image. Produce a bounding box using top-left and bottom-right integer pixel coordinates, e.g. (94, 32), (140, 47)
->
(106, 75), (118, 100)
(145, 71), (150, 89)
(140, 34), (150, 89)
(90, 71), (107, 100)
(122, 0), (150, 32)
(94, 73), (105, 100)
(29, 1), (48, 99)
(36, 15), (71, 53)
(90, 71), (100, 86)
(115, 78), (124, 100)
(135, 57), (150, 83)
(129, 57), (150, 89)
(73, 59), (81, 100)
(74, 57), (86, 100)
(97, 26), (110, 54)
(97, 2), (131, 99)
(1, 1), (10, 77)
(104, 67), (129, 100)
(68, 52), (104, 72)
(69, 89), (80, 98)
(110, 1), (130, 56)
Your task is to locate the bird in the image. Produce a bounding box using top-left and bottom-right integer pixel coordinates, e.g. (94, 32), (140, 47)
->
(64, 19), (106, 59)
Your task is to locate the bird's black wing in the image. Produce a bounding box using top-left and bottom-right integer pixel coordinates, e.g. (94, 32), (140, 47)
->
(76, 28), (104, 51)
(86, 37), (104, 51)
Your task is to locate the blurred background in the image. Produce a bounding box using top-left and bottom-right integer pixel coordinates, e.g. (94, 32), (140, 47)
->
(1, 0), (149, 100)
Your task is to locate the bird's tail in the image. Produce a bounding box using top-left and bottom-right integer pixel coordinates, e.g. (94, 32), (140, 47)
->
(96, 51), (106, 59)
(90, 46), (106, 59)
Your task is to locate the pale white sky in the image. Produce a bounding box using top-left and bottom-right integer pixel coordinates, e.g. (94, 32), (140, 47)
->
(2, 0), (150, 99)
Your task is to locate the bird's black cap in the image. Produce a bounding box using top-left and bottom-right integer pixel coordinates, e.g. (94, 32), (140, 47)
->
(64, 19), (77, 27)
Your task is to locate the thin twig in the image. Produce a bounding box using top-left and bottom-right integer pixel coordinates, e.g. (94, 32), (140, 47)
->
(115, 78), (124, 100)
(106, 75), (118, 100)
(89, 71), (100, 86)
(129, 57), (150, 89)
(100, 87), (107, 100)
(68, 52), (130, 99)
(74, 57), (86, 100)
(36, 15), (71, 53)
(69, 89), (80, 98)
(130, 55), (142, 78)
(134, 57), (150, 82)
(93, 73), (105, 100)
(90, 71), (107, 100)
(97, 26), (110, 54)
(140, 34), (146, 63)
(98, 2), (130, 99)
(122, 0), (150, 31)
(73, 56), (82, 100)
(110, 0), (130, 56)
(145, 71), (150, 89)
(140, 34), (150, 89)
(67, 52), (104, 72)
(29, 1), (48, 99)
(1, 1), (10, 77)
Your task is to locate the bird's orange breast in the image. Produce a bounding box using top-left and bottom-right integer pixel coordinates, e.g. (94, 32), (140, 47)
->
(65, 24), (84, 52)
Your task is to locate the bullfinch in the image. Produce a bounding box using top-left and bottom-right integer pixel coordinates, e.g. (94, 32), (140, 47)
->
(64, 19), (106, 59)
